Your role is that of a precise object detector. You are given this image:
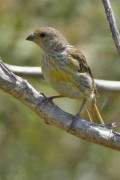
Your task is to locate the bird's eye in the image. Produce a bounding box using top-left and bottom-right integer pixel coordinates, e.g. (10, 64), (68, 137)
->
(40, 32), (46, 38)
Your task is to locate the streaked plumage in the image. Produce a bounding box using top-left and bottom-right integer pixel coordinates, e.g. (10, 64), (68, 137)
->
(26, 27), (104, 124)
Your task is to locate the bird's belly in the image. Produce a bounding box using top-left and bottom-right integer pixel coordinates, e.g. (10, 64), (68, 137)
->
(50, 81), (84, 99)
(42, 68), (92, 99)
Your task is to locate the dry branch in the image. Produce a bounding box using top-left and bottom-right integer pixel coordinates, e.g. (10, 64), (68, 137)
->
(95, 79), (120, 93)
(6, 64), (43, 78)
(0, 61), (120, 151)
(102, 0), (120, 54)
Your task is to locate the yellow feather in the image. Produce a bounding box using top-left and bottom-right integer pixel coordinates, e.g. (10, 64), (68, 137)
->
(50, 70), (72, 82)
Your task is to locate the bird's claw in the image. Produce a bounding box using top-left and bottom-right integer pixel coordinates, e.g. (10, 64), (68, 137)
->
(67, 115), (81, 132)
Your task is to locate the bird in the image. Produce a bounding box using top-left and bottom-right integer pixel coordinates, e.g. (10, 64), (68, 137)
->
(26, 27), (104, 124)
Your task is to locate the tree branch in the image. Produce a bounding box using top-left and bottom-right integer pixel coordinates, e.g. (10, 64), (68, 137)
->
(0, 61), (120, 151)
(102, 0), (120, 54)
(6, 63), (120, 93)
(6, 63), (43, 78)
(95, 79), (120, 93)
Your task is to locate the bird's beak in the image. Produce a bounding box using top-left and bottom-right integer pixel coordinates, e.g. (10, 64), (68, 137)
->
(26, 33), (37, 41)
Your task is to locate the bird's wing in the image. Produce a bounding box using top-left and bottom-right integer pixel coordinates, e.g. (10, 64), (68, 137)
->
(68, 49), (93, 78)
(67, 49), (98, 94)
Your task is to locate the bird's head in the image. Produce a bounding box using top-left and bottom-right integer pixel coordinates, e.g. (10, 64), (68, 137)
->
(26, 27), (68, 54)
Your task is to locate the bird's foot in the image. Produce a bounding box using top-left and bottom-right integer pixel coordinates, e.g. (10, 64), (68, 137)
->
(40, 93), (64, 102)
(67, 114), (82, 132)
(37, 93), (64, 125)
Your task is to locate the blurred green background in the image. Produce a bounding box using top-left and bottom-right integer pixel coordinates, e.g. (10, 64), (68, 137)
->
(0, 0), (120, 179)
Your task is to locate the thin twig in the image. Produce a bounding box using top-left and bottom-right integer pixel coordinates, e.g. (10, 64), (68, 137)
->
(0, 61), (120, 151)
(102, 0), (120, 54)
(6, 64), (43, 78)
(95, 79), (120, 93)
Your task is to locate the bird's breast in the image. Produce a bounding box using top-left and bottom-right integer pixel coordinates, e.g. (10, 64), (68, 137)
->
(41, 55), (93, 99)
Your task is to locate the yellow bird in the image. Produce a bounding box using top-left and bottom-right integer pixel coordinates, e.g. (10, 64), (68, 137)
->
(26, 27), (104, 124)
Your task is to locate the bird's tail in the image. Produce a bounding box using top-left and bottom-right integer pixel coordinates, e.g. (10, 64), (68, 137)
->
(86, 102), (104, 124)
